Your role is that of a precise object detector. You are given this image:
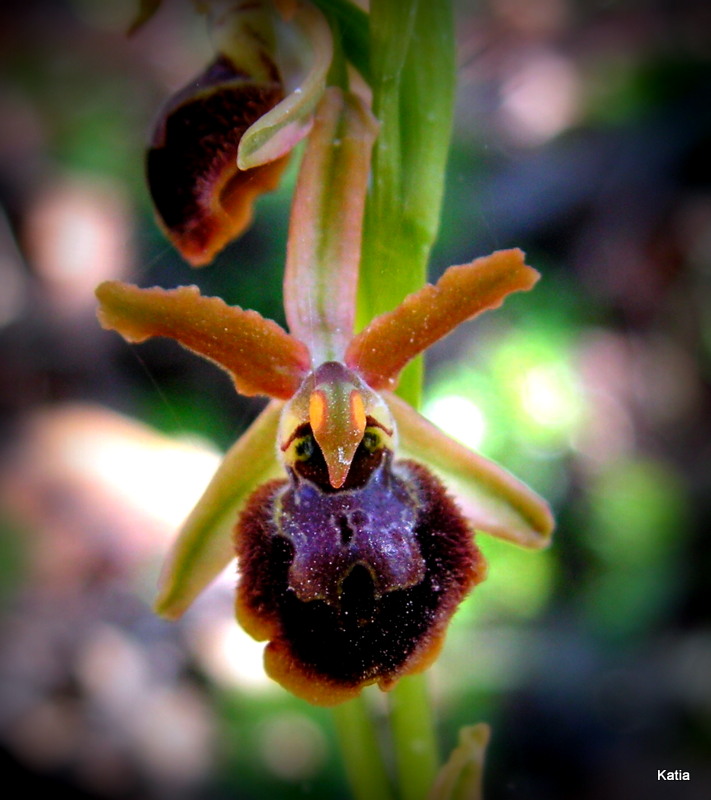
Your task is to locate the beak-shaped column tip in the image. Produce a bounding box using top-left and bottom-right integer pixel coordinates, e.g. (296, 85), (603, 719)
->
(309, 387), (367, 488)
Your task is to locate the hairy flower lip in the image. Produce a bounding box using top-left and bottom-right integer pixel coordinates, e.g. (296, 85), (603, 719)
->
(277, 451), (427, 604)
(236, 455), (486, 705)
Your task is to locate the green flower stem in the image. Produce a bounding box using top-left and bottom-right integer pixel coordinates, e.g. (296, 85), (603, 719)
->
(335, 1), (456, 798)
(333, 695), (396, 800)
(357, 0), (455, 409)
(389, 675), (440, 800)
(311, 0), (370, 83)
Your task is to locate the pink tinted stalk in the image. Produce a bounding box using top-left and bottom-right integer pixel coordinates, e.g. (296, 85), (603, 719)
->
(283, 86), (378, 364)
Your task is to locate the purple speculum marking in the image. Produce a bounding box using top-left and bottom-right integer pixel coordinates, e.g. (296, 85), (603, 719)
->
(276, 460), (426, 605)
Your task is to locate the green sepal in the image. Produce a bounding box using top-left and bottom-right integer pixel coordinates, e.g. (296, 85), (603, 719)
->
(387, 393), (554, 549)
(154, 400), (284, 619)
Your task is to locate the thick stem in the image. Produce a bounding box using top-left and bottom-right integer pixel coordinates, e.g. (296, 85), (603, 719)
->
(357, 0), (455, 409)
(389, 675), (440, 800)
(333, 695), (396, 800)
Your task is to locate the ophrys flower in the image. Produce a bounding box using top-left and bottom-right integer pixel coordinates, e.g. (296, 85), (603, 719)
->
(97, 81), (553, 705)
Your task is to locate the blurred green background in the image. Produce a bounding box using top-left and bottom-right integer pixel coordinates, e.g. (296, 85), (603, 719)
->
(1, 1), (710, 798)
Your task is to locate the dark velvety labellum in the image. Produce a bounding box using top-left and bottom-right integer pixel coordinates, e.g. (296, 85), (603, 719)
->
(236, 454), (484, 701)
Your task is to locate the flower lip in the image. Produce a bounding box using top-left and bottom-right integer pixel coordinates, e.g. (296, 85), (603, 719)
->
(236, 455), (487, 706)
(279, 450), (427, 605)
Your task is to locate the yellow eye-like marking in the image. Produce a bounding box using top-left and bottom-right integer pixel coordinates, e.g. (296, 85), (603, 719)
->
(282, 432), (317, 466)
(293, 434), (316, 462)
(363, 426), (385, 453)
(296, 436), (315, 460)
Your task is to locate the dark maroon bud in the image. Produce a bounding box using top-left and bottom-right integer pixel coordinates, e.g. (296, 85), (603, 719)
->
(147, 55), (288, 266)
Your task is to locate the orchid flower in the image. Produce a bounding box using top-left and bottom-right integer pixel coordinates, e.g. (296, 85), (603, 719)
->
(96, 79), (553, 706)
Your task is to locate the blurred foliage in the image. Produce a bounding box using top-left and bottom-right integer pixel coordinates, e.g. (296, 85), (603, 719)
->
(1, 0), (710, 799)
(580, 458), (689, 642)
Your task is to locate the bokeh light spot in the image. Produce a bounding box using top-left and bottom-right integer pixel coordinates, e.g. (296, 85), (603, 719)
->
(423, 394), (487, 451)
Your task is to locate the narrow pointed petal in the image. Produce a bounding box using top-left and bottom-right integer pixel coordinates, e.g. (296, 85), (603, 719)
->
(284, 88), (378, 362)
(238, 2), (334, 169)
(347, 249), (539, 391)
(96, 282), (310, 399)
(154, 400), (284, 619)
(387, 393), (554, 549)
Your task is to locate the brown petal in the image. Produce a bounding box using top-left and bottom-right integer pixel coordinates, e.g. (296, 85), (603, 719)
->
(346, 249), (540, 390)
(96, 281), (310, 399)
(147, 56), (288, 266)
